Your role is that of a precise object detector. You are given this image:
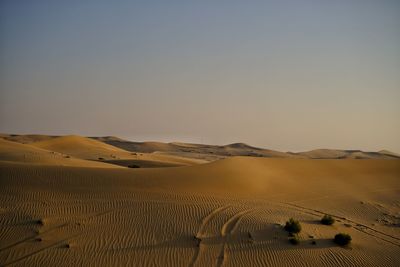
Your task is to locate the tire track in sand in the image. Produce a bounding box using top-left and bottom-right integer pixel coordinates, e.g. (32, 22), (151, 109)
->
(0, 222), (69, 252)
(2, 233), (82, 267)
(188, 205), (230, 267)
(216, 208), (255, 267)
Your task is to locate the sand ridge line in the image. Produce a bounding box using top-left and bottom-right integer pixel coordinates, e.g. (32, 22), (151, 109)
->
(281, 202), (400, 247)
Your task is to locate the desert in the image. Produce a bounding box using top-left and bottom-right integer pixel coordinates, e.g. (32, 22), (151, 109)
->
(1, 1), (399, 266)
(1, 134), (399, 266)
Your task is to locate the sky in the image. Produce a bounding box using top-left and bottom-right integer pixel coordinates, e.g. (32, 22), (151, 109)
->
(1, 0), (399, 152)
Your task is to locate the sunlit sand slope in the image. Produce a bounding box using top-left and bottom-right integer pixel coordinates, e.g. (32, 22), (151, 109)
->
(0, 138), (121, 168)
(27, 135), (204, 167)
(1, 157), (399, 266)
(30, 135), (134, 160)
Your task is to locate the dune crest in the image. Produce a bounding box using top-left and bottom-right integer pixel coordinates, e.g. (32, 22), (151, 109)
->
(30, 135), (130, 160)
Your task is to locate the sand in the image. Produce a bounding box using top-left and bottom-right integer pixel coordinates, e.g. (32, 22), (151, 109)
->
(1, 136), (400, 266)
(0, 138), (121, 168)
(25, 135), (205, 168)
(90, 136), (400, 159)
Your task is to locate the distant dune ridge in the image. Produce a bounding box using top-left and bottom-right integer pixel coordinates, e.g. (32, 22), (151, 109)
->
(1, 133), (400, 266)
(0, 134), (206, 168)
(92, 136), (400, 159)
(3, 134), (399, 161)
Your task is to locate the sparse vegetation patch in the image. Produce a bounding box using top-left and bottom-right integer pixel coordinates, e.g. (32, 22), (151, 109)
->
(334, 233), (352, 246)
(284, 218), (302, 234)
(321, 214), (335, 225)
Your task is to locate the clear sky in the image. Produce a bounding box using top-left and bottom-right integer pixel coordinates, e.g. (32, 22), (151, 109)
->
(1, 0), (399, 152)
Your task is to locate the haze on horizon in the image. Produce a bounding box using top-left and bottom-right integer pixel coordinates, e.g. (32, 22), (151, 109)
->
(1, 0), (399, 153)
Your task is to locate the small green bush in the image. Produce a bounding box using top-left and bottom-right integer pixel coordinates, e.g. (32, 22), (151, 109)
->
(284, 218), (302, 234)
(334, 233), (352, 246)
(321, 214), (335, 225)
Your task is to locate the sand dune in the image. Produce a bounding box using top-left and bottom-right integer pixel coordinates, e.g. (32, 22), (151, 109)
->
(91, 137), (300, 160)
(102, 153), (207, 168)
(379, 150), (400, 158)
(1, 135), (205, 168)
(5, 134), (399, 160)
(30, 135), (133, 160)
(1, 150), (399, 266)
(92, 136), (399, 159)
(296, 149), (399, 159)
(1, 134), (399, 266)
(0, 138), (121, 168)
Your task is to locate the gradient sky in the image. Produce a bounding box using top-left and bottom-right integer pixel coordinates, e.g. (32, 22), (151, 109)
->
(1, 0), (399, 152)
